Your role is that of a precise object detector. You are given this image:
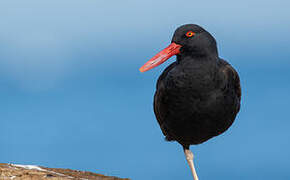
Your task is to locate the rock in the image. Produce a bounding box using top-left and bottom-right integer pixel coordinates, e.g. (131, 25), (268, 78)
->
(0, 163), (130, 180)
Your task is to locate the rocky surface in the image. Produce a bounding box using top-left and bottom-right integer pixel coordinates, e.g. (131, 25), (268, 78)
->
(0, 163), (130, 180)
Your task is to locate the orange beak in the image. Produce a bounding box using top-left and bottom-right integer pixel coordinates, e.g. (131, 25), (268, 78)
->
(139, 42), (182, 72)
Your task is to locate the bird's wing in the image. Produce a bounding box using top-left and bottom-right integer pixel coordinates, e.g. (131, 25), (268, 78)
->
(153, 62), (177, 139)
(219, 59), (241, 102)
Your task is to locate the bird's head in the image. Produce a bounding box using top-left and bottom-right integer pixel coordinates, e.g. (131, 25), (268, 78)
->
(139, 24), (218, 72)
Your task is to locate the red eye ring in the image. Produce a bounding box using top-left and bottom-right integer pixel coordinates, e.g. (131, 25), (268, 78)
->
(186, 31), (195, 37)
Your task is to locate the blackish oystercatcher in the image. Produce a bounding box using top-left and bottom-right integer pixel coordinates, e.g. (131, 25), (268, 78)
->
(140, 24), (241, 180)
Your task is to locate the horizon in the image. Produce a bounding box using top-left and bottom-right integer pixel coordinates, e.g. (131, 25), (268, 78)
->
(1, 0), (290, 179)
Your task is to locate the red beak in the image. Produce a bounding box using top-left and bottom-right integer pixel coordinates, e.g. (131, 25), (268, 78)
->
(139, 42), (182, 72)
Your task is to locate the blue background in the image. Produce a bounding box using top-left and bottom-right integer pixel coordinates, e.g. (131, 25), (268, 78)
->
(1, 0), (290, 179)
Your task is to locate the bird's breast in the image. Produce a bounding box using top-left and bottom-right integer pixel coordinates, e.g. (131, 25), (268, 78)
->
(160, 61), (229, 115)
(165, 62), (218, 93)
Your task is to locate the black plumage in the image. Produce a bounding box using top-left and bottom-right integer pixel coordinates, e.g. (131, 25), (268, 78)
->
(140, 24), (241, 179)
(153, 24), (241, 148)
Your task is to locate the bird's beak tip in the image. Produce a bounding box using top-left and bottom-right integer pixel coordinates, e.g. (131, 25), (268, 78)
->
(139, 68), (145, 73)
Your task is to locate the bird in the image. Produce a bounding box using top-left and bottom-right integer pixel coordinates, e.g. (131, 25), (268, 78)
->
(139, 24), (241, 180)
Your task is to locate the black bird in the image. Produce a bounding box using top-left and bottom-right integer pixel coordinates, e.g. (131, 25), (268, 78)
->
(140, 24), (241, 180)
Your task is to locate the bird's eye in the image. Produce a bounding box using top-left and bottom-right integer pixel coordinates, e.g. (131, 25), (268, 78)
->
(185, 31), (195, 37)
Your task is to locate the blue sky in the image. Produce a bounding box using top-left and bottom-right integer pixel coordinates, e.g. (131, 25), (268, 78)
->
(0, 0), (290, 179)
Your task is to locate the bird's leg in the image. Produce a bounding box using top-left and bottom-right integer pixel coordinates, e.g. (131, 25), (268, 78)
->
(183, 147), (199, 180)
